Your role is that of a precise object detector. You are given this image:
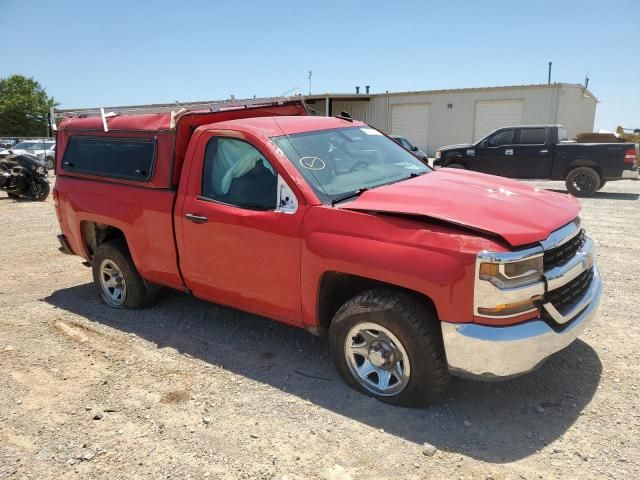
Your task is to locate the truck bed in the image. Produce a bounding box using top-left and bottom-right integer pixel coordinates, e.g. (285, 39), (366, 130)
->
(552, 142), (635, 180)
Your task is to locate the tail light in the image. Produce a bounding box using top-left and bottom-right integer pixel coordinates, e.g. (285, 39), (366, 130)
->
(624, 148), (637, 164)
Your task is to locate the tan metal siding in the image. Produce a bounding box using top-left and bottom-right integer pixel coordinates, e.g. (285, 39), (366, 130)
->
(305, 100), (326, 116)
(331, 100), (369, 122)
(390, 104), (431, 152)
(556, 85), (597, 138)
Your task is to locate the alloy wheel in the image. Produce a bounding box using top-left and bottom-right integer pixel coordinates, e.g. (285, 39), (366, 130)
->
(573, 172), (594, 193)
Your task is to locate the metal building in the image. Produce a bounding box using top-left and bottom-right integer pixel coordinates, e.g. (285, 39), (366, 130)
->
(304, 83), (597, 156)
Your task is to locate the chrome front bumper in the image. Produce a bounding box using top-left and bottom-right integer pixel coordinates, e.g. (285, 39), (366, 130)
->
(443, 263), (602, 380)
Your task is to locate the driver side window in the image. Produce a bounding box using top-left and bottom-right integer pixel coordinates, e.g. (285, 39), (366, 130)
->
(487, 129), (514, 147)
(201, 137), (277, 210)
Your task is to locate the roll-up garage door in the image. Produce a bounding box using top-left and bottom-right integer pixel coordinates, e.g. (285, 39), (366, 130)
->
(473, 100), (524, 141)
(391, 103), (430, 153)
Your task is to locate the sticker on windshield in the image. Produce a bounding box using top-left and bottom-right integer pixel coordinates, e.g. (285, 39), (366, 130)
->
(299, 156), (326, 170)
(360, 128), (382, 136)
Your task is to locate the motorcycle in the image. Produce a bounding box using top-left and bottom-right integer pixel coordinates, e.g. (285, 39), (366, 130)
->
(0, 154), (51, 201)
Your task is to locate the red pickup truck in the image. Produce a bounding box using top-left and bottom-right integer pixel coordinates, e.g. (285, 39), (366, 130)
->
(52, 98), (602, 406)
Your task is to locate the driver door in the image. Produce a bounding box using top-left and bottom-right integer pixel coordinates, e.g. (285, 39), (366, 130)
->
(474, 128), (516, 176)
(175, 131), (304, 325)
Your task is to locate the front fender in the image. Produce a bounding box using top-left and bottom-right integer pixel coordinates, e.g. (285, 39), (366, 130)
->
(300, 206), (486, 328)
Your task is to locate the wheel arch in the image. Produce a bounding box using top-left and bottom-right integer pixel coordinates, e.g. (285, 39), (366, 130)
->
(80, 221), (130, 260)
(564, 160), (602, 179)
(443, 155), (467, 168)
(315, 271), (439, 336)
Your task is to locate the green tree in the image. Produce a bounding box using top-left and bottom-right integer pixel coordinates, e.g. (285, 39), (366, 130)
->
(0, 75), (57, 136)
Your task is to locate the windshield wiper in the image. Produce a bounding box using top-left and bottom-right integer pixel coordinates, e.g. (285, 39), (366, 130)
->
(330, 172), (428, 206)
(331, 187), (369, 206)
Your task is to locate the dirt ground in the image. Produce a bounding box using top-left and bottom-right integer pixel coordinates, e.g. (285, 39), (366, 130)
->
(1, 178), (639, 480)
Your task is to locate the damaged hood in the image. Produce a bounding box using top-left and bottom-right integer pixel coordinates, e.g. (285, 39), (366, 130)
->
(341, 169), (580, 247)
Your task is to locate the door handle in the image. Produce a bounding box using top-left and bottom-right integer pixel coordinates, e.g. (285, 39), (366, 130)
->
(185, 213), (208, 224)
(539, 149), (549, 154)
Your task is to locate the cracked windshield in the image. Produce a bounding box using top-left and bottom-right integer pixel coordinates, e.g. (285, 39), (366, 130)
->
(274, 126), (430, 203)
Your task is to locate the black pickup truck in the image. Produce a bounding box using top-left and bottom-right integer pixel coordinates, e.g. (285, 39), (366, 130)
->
(433, 125), (638, 196)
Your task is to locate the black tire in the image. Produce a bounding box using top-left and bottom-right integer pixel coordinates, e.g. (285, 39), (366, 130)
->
(445, 162), (465, 169)
(329, 288), (448, 407)
(598, 179), (607, 191)
(31, 179), (50, 201)
(7, 192), (19, 199)
(45, 157), (54, 170)
(565, 167), (600, 197)
(92, 239), (156, 309)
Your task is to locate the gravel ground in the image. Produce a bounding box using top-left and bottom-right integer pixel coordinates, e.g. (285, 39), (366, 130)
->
(0, 178), (639, 479)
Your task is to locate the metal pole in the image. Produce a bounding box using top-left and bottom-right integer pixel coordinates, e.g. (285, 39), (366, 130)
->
(548, 62), (552, 85)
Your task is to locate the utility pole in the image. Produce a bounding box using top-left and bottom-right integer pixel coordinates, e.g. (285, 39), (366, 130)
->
(308, 70), (312, 95)
(548, 62), (552, 85)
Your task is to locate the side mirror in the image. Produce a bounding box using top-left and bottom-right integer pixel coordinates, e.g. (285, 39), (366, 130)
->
(480, 140), (488, 148)
(411, 146), (419, 152)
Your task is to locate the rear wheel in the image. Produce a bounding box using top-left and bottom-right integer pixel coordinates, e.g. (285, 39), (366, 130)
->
(92, 240), (156, 309)
(565, 167), (600, 197)
(329, 289), (448, 407)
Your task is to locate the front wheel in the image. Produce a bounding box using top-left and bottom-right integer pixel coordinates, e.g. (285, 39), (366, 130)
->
(30, 179), (50, 201)
(45, 157), (55, 170)
(445, 163), (466, 169)
(92, 240), (157, 309)
(329, 289), (449, 407)
(565, 167), (600, 197)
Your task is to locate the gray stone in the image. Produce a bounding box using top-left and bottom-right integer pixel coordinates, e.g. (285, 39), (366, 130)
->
(423, 444), (437, 457)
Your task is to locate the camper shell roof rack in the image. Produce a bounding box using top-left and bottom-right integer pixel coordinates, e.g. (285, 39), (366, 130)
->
(51, 96), (308, 130)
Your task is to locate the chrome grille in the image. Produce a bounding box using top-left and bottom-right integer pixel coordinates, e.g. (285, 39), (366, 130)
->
(544, 267), (594, 316)
(543, 230), (585, 271)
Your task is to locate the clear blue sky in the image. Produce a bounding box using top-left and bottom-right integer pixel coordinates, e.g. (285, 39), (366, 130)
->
(1, 0), (638, 131)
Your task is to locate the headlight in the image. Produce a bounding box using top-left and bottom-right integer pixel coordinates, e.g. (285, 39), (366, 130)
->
(474, 250), (545, 319)
(479, 256), (543, 289)
(435, 151), (441, 160)
(36, 166), (45, 175)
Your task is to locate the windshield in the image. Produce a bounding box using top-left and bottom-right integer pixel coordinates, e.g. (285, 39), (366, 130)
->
(273, 126), (430, 203)
(12, 141), (37, 149)
(27, 142), (54, 150)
